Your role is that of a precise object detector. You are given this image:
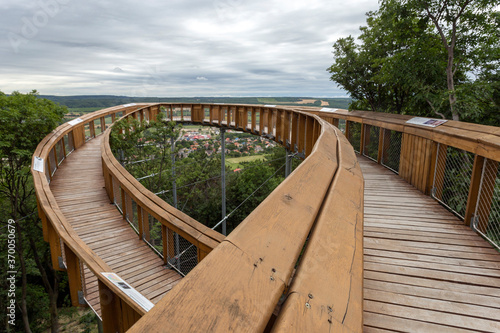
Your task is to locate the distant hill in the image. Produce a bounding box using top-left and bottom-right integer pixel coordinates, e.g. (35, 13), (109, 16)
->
(39, 95), (351, 114)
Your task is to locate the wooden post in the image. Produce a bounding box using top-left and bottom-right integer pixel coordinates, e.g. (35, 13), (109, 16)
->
(90, 121), (95, 138)
(464, 155), (485, 226)
(121, 188), (127, 220)
(305, 116), (314, 157)
(197, 248), (209, 262)
(64, 243), (84, 307)
(37, 196), (49, 242)
(276, 109), (283, 143)
(475, 159), (499, 233)
(345, 120), (350, 142)
(377, 127), (385, 164)
(162, 225), (175, 265)
(359, 123), (366, 155)
(143, 212), (150, 242)
(47, 222), (64, 271)
(137, 205), (144, 239)
(98, 280), (123, 333)
(290, 113), (298, 151)
(297, 114), (306, 154)
(332, 118), (339, 128)
(283, 111), (290, 147)
(268, 109), (274, 137)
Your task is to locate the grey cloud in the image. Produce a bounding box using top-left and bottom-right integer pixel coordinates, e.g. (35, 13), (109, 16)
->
(0, 0), (379, 97)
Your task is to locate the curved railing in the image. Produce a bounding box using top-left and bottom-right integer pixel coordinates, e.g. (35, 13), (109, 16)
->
(33, 103), (365, 332)
(34, 102), (500, 332)
(31, 103), (156, 323)
(313, 108), (500, 245)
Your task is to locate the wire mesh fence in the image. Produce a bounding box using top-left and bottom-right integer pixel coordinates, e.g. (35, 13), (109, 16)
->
(473, 159), (500, 249)
(112, 176), (123, 213)
(363, 125), (380, 161)
(432, 145), (474, 219)
(337, 119), (346, 134)
(64, 132), (75, 155)
(347, 121), (361, 153)
(145, 213), (163, 256)
(381, 129), (402, 174)
(164, 229), (198, 277)
(49, 148), (57, 176)
(56, 140), (65, 165)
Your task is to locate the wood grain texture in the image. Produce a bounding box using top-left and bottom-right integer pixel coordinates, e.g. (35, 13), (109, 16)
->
(360, 157), (500, 332)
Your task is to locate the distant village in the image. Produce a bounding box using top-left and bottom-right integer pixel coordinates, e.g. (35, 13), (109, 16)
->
(176, 128), (277, 159)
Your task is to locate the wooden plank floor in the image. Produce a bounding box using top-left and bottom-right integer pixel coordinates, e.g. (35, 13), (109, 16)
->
(359, 156), (500, 332)
(50, 136), (182, 316)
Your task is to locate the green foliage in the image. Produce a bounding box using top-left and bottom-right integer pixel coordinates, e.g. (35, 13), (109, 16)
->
(111, 120), (301, 236)
(328, 0), (500, 123)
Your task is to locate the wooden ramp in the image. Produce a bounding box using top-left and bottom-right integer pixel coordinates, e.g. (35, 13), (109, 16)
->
(359, 156), (500, 332)
(49, 136), (182, 316)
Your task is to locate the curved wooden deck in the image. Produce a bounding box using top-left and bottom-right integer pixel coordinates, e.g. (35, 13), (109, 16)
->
(49, 136), (182, 314)
(360, 156), (500, 332)
(33, 103), (500, 332)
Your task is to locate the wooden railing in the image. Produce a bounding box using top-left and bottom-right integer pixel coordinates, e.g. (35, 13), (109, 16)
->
(32, 104), (157, 332)
(124, 104), (364, 332)
(313, 108), (500, 249)
(35, 102), (499, 332)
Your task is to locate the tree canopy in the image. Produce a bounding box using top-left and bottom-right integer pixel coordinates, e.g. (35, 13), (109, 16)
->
(327, 0), (500, 124)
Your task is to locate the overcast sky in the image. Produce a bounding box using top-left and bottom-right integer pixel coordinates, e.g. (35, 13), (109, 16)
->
(0, 0), (379, 97)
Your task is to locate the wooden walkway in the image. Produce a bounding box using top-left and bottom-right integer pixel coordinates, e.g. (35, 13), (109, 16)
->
(359, 156), (500, 332)
(50, 136), (182, 316)
(48, 134), (500, 331)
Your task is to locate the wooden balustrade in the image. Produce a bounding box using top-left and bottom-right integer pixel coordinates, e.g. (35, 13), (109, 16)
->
(313, 108), (500, 230)
(33, 102), (500, 332)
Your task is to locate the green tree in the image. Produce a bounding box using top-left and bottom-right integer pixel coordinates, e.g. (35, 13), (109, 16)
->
(328, 0), (499, 122)
(0, 90), (67, 332)
(407, 0), (499, 121)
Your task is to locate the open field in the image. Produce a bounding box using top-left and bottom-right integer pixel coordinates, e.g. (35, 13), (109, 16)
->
(226, 154), (266, 170)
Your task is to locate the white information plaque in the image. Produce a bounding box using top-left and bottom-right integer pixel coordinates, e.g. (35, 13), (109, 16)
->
(406, 117), (448, 128)
(101, 272), (154, 311)
(122, 103), (137, 107)
(33, 157), (44, 173)
(68, 118), (83, 126)
(264, 104), (277, 107)
(320, 108), (338, 112)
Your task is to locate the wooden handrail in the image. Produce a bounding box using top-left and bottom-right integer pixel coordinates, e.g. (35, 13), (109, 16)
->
(126, 106), (364, 332)
(34, 102), (500, 332)
(31, 104), (155, 326)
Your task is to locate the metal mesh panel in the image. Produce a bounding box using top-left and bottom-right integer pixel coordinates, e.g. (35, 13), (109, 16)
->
(45, 160), (51, 183)
(165, 229), (198, 277)
(363, 125), (380, 161)
(474, 159), (500, 249)
(173, 107), (182, 121)
(183, 107), (192, 121)
(82, 263), (101, 318)
(64, 132), (75, 155)
(112, 176), (122, 212)
(56, 140), (65, 165)
(347, 121), (361, 153)
(381, 129), (402, 174)
(337, 119), (346, 134)
(204, 107), (210, 121)
(94, 119), (103, 136)
(145, 214), (163, 256)
(432, 145), (474, 219)
(49, 148), (57, 176)
(104, 115), (113, 129)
